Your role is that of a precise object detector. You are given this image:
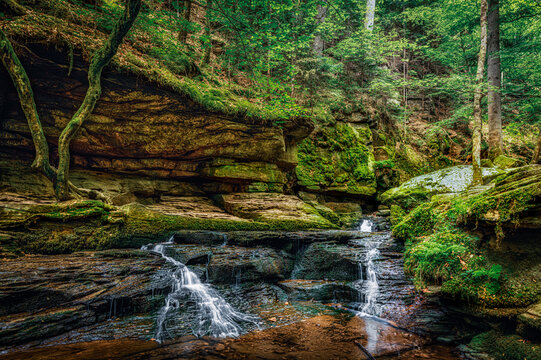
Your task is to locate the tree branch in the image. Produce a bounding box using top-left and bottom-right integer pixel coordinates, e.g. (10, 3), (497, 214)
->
(55, 0), (142, 200)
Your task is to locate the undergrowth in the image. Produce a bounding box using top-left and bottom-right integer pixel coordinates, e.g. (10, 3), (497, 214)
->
(393, 165), (541, 307)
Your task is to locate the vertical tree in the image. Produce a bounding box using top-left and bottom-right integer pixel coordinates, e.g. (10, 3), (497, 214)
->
(178, 0), (192, 44)
(472, 0), (488, 185)
(312, 4), (327, 56)
(365, 0), (376, 31)
(0, 0), (142, 200)
(487, 0), (503, 158)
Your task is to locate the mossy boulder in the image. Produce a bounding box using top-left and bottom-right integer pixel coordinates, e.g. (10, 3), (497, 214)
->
(296, 123), (376, 197)
(517, 302), (541, 341)
(215, 193), (337, 229)
(380, 165), (502, 210)
(467, 330), (541, 360)
(493, 155), (525, 170)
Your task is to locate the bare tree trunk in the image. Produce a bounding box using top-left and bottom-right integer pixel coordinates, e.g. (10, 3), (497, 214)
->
(178, 0), (192, 44)
(312, 5), (327, 57)
(487, 0), (503, 159)
(365, 0), (376, 31)
(0, 29), (56, 182)
(56, 0), (142, 200)
(473, 0), (488, 185)
(202, 0), (212, 65)
(532, 128), (541, 164)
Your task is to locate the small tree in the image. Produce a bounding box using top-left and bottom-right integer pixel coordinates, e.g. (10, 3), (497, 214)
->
(472, 0), (488, 185)
(0, 0), (142, 200)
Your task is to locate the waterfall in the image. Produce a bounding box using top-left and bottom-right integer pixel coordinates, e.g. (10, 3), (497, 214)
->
(142, 239), (258, 342)
(359, 219), (373, 232)
(359, 243), (380, 316)
(354, 228), (382, 317)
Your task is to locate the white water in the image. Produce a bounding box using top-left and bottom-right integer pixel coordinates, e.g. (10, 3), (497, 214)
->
(359, 219), (373, 232)
(142, 239), (258, 342)
(354, 227), (383, 353)
(359, 243), (380, 316)
(356, 221), (381, 316)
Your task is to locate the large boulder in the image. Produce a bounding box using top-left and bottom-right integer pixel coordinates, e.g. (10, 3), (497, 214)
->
(292, 242), (359, 281)
(380, 165), (502, 209)
(215, 193), (336, 229)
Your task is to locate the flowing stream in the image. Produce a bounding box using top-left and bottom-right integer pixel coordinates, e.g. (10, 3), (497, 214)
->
(142, 239), (258, 342)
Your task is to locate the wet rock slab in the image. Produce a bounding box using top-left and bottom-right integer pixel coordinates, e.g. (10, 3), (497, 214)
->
(0, 315), (440, 359)
(173, 229), (367, 249)
(165, 244), (294, 284)
(278, 280), (356, 302)
(0, 250), (166, 348)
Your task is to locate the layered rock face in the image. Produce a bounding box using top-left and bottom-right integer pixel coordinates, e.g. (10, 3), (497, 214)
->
(0, 45), (313, 198)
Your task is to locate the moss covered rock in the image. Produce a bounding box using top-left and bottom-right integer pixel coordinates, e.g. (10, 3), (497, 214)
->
(215, 193), (337, 229)
(380, 165), (502, 209)
(493, 155), (525, 170)
(468, 330), (541, 360)
(393, 165), (541, 309)
(296, 123), (376, 197)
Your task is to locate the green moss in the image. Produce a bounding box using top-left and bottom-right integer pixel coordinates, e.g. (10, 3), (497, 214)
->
(296, 123), (376, 196)
(390, 205), (406, 227)
(392, 202), (439, 241)
(394, 165), (541, 308)
(493, 155), (524, 169)
(469, 331), (541, 360)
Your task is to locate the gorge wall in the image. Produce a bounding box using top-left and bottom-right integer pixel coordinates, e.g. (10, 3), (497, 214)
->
(0, 44), (314, 202)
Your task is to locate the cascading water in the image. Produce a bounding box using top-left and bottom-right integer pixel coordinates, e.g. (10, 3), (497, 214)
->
(358, 241), (380, 316)
(142, 239), (259, 342)
(355, 219), (382, 353)
(359, 219), (373, 233)
(355, 219), (380, 316)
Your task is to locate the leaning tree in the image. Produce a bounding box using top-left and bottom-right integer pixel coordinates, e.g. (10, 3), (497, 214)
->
(0, 0), (141, 201)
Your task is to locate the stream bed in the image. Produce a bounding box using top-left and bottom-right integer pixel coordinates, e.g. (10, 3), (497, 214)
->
(0, 217), (470, 359)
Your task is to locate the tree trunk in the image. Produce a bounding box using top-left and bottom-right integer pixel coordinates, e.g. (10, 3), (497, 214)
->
(365, 0), (376, 31)
(202, 0), (212, 65)
(178, 0), (192, 44)
(55, 0), (142, 199)
(0, 29), (56, 181)
(312, 5), (327, 57)
(532, 128), (541, 164)
(472, 0), (488, 185)
(487, 0), (503, 159)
